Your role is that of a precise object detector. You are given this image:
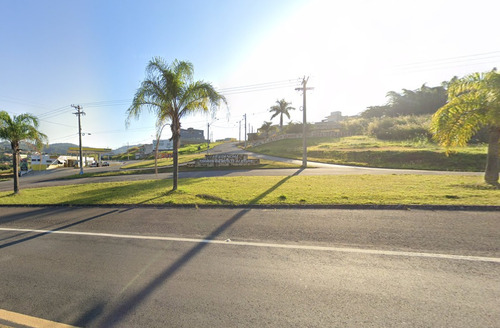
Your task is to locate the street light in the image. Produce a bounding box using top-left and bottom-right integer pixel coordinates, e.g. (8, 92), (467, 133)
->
(207, 118), (218, 155)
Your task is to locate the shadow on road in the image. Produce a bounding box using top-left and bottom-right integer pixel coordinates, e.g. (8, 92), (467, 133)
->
(95, 171), (304, 327)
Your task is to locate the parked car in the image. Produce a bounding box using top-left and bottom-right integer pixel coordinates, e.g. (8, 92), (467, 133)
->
(89, 162), (97, 167)
(102, 161), (110, 166)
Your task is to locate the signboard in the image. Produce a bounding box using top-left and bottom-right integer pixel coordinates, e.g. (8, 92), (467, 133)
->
(195, 154), (259, 167)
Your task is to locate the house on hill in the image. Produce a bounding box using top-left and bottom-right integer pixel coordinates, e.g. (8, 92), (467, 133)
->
(314, 111), (344, 131)
(180, 127), (205, 144)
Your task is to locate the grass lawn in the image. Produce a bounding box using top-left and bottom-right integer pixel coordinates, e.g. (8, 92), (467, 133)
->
(1, 175), (498, 206)
(249, 136), (488, 171)
(61, 158), (300, 180)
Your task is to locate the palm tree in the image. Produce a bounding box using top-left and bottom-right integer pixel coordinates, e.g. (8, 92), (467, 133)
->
(0, 111), (48, 193)
(258, 121), (273, 138)
(269, 99), (294, 131)
(127, 57), (226, 191)
(431, 69), (500, 185)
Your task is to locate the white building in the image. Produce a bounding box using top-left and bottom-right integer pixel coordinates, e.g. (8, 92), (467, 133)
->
(152, 139), (174, 151)
(31, 155), (94, 170)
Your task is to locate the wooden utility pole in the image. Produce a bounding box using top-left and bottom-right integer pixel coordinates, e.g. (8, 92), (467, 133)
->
(72, 104), (85, 175)
(295, 76), (314, 167)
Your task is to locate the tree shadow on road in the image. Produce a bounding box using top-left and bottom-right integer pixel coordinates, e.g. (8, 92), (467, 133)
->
(94, 168), (305, 327)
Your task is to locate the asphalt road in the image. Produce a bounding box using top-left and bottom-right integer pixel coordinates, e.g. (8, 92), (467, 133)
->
(0, 206), (498, 327)
(0, 143), (482, 192)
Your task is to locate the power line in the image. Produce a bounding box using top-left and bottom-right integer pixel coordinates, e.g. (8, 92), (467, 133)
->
(392, 51), (500, 74)
(394, 51), (500, 68)
(219, 79), (302, 96)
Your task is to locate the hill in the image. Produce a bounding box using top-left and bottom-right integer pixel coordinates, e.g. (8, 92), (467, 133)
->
(42, 143), (79, 155)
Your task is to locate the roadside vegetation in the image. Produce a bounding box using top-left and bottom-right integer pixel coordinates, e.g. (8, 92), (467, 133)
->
(1, 175), (497, 206)
(62, 158), (299, 179)
(249, 136), (487, 172)
(120, 142), (223, 169)
(253, 70), (499, 182)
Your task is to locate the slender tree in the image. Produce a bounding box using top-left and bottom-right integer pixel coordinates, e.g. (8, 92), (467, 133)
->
(258, 121), (273, 138)
(127, 57), (226, 191)
(269, 99), (294, 131)
(431, 69), (500, 185)
(0, 111), (47, 193)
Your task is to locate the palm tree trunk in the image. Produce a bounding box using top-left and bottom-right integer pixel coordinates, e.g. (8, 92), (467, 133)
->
(485, 125), (500, 185)
(12, 145), (20, 194)
(154, 136), (160, 176)
(171, 119), (180, 191)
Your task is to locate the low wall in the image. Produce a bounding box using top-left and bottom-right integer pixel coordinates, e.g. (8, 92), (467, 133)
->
(194, 154), (260, 167)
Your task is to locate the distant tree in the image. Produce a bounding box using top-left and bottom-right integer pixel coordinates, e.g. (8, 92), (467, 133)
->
(258, 121), (273, 138)
(364, 84), (447, 118)
(0, 111), (47, 193)
(361, 105), (390, 118)
(431, 69), (500, 185)
(127, 57), (226, 191)
(269, 99), (294, 131)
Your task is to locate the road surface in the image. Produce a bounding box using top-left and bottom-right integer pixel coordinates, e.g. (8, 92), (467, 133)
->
(0, 206), (498, 327)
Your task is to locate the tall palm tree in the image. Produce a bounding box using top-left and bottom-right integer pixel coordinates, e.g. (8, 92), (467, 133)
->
(269, 99), (294, 131)
(127, 57), (226, 191)
(0, 111), (48, 193)
(431, 69), (500, 185)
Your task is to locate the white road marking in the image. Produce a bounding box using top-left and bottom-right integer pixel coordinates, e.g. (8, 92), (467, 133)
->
(1, 227), (499, 263)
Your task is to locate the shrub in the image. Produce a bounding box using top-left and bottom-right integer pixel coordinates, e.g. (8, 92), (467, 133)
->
(367, 115), (432, 141)
(340, 118), (369, 136)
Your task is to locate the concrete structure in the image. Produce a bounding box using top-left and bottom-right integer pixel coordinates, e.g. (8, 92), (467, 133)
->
(67, 147), (112, 167)
(181, 128), (205, 144)
(30, 155), (95, 170)
(193, 154), (259, 167)
(314, 111), (343, 131)
(152, 140), (173, 151)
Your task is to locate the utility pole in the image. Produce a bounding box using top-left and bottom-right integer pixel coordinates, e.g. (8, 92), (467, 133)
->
(207, 122), (210, 154)
(295, 76), (314, 167)
(244, 114), (247, 149)
(72, 104), (85, 175)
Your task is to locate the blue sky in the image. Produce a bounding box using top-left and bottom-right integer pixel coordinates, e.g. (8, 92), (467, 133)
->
(1, 0), (499, 149)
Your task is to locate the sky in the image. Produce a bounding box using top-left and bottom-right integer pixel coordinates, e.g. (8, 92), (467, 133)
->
(1, 0), (499, 150)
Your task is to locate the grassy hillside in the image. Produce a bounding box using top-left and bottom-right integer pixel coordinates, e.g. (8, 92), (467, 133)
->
(249, 136), (488, 172)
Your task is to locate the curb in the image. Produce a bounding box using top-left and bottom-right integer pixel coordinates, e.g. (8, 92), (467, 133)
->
(0, 203), (498, 211)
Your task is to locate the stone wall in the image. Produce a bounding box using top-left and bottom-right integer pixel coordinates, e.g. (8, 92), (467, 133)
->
(194, 154), (260, 167)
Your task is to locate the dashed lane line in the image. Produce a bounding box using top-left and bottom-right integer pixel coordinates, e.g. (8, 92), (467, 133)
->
(1, 227), (499, 263)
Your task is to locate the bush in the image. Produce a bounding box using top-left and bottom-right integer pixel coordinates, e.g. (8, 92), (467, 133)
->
(367, 116), (432, 141)
(340, 118), (369, 136)
(283, 122), (315, 134)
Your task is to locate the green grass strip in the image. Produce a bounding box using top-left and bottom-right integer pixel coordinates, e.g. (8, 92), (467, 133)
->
(0, 175), (498, 206)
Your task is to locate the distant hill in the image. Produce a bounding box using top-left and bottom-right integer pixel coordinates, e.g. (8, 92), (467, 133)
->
(1, 140), (141, 156)
(0, 140), (40, 152)
(112, 144), (142, 155)
(42, 143), (79, 155)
